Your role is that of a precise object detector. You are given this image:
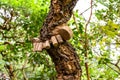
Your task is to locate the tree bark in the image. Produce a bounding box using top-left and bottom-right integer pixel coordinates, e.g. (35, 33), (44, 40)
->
(47, 42), (82, 80)
(40, 0), (82, 80)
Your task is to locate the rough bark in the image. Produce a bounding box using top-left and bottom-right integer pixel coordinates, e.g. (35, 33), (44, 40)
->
(40, 0), (78, 41)
(39, 0), (82, 80)
(47, 42), (81, 80)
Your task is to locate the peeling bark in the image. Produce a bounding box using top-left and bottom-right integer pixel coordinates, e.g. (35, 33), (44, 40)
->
(39, 0), (82, 80)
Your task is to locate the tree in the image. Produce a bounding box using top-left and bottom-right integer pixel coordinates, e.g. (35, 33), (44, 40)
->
(37, 0), (82, 79)
(0, 0), (120, 80)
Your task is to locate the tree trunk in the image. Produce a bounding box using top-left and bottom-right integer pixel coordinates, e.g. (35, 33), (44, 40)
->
(40, 0), (82, 80)
(47, 42), (82, 80)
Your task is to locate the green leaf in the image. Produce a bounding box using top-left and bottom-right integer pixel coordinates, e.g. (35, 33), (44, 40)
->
(0, 45), (7, 51)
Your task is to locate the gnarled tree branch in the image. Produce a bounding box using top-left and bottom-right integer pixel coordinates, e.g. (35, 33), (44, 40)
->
(39, 0), (82, 80)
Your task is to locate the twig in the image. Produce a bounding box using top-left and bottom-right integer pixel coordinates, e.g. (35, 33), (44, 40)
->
(106, 64), (120, 75)
(98, 50), (120, 74)
(22, 69), (28, 80)
(79, 4), (95, 15)
(13, 66), (30, 73)
(84, 0), (93, 80)
(14, 53), (30, 80)
(110, 60), (120, 71)
(72, 12), (84, 39)
(21, 53), (30, 80)
(1, 52), (15, 79)
(116, 59), (120, 66)
(72, 12), (80, 33)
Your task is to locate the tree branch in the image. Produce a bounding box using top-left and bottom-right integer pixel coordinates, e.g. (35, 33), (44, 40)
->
(106, 64), (120, 75)
(79, 4), (95, 15)
(84, 0), (93, 80)
(72, 12), (82, 37)
(110, 59), (120, 71)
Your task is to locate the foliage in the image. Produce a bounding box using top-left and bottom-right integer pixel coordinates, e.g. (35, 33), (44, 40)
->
(69, 0), (120, 79)
(0, 0), (56, 80)
(0, 0), (120, 80)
